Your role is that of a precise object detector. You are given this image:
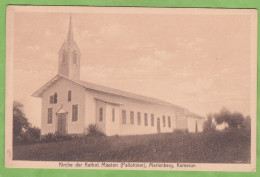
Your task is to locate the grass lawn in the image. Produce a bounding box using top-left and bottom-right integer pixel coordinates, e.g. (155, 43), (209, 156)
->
(13, 130), (250, 163)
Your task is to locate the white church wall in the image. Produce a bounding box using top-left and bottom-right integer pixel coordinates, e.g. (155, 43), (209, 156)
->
(187, 117), (204, 133)
(187, 117), (197, 133)
(84, 89), (181, 136)
(105, 104), (120, 136)
(95, 100), (106, 133)
(175, 115), (188, 130)
(41, 78), (85, 135)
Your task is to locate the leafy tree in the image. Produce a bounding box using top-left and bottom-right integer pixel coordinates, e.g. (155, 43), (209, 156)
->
(203, 113), (216, 132)
(13, 101), (41, 144)
(241, 115), (251, 135)
(213, 107), (246, 129)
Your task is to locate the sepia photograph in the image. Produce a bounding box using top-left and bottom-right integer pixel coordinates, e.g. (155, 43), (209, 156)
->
(5, 5), (257, 171)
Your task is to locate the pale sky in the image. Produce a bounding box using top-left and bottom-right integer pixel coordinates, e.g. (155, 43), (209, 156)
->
(11, 7), (256, 127)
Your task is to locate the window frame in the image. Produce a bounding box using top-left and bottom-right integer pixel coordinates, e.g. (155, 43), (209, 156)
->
(72, 51), (78, 65)
(168, 116), (171, 128)
(144, 113), (148, 126)
(163, 115), (166, 127)
(54, 92), (57, 104)
(68, 90), (72, 102)
(47, 108), (53, 124)
(62, 50), (67, 64)
(151, 114), (154, 126)
(112, 108), (115, 122)
(49, 95), (54, 104)
(137, 112), (141, 125)
(130, 111), (134, 124)
(122, 110), (126, 124)
(72, 104), (78, 122)
(99, 107), (103, 122)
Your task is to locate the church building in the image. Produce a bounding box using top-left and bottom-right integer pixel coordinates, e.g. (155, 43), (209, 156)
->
(32, 18), (204, 136)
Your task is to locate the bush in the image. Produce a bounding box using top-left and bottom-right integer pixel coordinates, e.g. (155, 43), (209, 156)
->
(41, 132), (73, 142)
(86, 124), (105, 137)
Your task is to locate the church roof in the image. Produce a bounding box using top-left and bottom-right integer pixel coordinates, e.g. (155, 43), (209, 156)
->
(32, 74), (183, 108)
(32, 74), (204, 119)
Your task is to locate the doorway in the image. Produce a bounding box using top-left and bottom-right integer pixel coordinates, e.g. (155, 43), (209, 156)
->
(57, 113), (67, 134)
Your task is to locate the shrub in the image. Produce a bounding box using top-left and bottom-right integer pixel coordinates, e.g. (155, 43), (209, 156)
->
(86, 124), (105, 137)
(41, 132), (73, 142)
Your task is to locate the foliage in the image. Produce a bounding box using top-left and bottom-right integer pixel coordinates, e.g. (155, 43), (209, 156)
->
(86, 124), (105, 137)
(209, 107), (250, 131)
(13, 131), (250, 163)
(241, 115), (251, 136)
(13, 101), (41, 144)
(203, 113), (216, 132)
(41, 132), (73, 142)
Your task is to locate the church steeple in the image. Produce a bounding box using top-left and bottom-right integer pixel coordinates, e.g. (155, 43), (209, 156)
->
(67, 15), (74, 45)
(58, 15), (81, 80)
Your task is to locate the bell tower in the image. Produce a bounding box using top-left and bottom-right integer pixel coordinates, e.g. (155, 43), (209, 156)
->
(58, 16), (81, 80)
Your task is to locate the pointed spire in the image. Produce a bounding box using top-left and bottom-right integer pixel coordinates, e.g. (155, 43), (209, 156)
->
(67, 14), (74, 44)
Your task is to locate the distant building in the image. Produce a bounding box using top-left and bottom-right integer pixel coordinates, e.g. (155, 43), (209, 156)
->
(32, 18), (204, 136)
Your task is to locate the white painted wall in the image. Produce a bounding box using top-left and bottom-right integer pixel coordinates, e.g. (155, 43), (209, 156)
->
(41, 78), (85, 135)
(84, 89), (180, 136)
(40, 79), (201, 136)
(187, 117), (204, 133)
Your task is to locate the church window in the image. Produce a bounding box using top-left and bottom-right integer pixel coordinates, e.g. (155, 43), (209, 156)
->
(151, 114), (154, 126)
(72, 104), (78, 122)
(72, 51), (77, 65)
(62, 50), (67, 64)
(144, 113), (148, 126)
(49, 95), (54, 104)
(54, 92), (57, 104)
(99, 107), (103, 121)
(137, 112), (141, 125)
(130, 111), (134, 124)
(112, 108), (115, 122)
(47, 108), (53, 124)
(68, 90), (72, 102)
(168, 116), (171, 128)
(122, 110), (126, 124)
(163, 116), (166, 127)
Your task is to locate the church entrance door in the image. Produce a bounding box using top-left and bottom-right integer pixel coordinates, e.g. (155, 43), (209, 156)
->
(57, 113), (67, 134)
(157, 118), (161, 133)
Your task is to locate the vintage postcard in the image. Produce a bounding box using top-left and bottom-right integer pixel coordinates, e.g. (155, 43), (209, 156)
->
(5, 5), (257, 171)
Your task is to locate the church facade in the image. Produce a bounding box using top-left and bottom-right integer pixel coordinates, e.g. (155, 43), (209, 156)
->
(32, 19), (204, 136)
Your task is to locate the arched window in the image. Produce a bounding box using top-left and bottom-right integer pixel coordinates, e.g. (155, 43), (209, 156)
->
(68, 90), (72, 102)
(72, 51), (77, 65)
(99, 108), (103, 121)
(62, 50), (67, 64)
(54, 92), (57, 104)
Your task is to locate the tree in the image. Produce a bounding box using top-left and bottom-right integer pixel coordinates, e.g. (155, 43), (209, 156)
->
(214, 107), (245, 129)
(241, 115), (251, 135)
(13, 101), (41, 144)
(203, 113), (216, 132)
